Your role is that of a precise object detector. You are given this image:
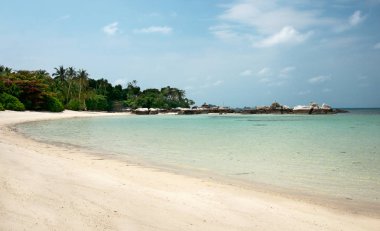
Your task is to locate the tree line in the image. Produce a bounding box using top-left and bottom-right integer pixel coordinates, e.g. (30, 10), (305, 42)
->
(0, 65), (194, 112)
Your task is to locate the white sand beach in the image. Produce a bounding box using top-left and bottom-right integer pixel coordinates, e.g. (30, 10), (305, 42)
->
(0, 110), (379, 231)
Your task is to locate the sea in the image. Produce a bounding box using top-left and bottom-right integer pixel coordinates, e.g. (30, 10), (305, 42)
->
(16, 109), (380, 213)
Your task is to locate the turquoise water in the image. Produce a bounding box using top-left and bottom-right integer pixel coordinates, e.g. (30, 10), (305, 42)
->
(17, 110), (380, 206)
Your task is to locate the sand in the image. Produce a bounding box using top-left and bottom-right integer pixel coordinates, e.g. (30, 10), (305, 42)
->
(0, 110), (379, 231)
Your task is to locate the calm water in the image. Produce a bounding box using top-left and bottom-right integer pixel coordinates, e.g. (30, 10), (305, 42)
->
(17, 109), (380, 205)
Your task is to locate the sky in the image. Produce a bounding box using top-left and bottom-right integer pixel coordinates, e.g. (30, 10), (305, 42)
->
(1, 0), (380, 107)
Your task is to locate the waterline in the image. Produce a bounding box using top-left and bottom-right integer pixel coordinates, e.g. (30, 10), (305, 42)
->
(16, 111), (380, 214)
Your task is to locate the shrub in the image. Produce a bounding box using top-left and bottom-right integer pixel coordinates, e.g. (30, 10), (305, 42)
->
(44, 95), (64, 112)
(123, 99), (138, 109)
(0, 93), (25, 111)
(0, 102), (4, 111)
(66, 99), (81, 111)
(85, 95), (109, 111)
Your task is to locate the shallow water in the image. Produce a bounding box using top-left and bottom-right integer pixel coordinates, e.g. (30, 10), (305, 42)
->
(17, 109), (380, 206)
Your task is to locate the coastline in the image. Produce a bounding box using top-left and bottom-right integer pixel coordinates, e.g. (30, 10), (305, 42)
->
(0, 111), (379, 230)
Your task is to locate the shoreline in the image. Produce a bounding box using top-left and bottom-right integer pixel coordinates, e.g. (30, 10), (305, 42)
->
(12, 112), (380, 218)
(1, 110), (379, 230)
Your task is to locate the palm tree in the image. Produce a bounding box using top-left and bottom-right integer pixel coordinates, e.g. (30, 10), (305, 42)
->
(35, 70), (49, 78)
(77, 69), (88, 109)
(53, 66), (66, 83)
(52, 66), (68, 103)
(95, 78), (110, 96)
(35, 70), (52, 89)
(126, 80), (140, 97)
(65, 67), (76, 104)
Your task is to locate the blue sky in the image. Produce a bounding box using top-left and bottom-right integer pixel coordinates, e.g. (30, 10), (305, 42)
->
(1, 0), (380, 107)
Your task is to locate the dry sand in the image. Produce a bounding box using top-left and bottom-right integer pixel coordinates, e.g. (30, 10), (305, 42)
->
(0, 110), (379, 231)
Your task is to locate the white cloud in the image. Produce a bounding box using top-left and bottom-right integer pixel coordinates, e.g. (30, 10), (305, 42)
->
(308, 75), (331, 84)
(219, 1), (333, 34)
(213, 80), (224, 86)
(257, 67), (271, 77)
(250, 67), (294, 87)
(209, 24), (230, 32)
(335, 10), (366, 32)
(212, 30), (239, 41)
(103, 22), (119, 36)
(199, 79), (224, 88)
(374, 42), (380, 49)
(209, 24), (253, 42)
(215, 1), (369, 48)
(279, 66), (296, 77)
(134, 26), (173, 34)
(349, 10), (365, 26)
(209, 25), (239, 41)
(257, 67), (273, 84)
(240, 69), (252, 76)
(281, 66), (296, 72)
(254, 26), (311, 47)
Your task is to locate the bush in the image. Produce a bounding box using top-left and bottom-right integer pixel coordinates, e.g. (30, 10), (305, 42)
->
(86, 95), (109, 111)
(44, 95), (64, 112)
(0, 93), (25, 111)
(66, 99), (81, 111)
(0, 102), (4, 111)
(123, 99), (138, 109)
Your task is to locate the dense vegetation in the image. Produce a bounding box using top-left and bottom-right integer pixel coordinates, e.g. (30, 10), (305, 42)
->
(0, 65), (194, 112)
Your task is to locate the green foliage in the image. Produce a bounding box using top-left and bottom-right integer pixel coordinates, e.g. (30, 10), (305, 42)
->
(123, 99), (138, 109)
(44, 94), (64, 112)
(0, 102), (4, 111)
(1, 65), (195, 112)
(0, 78), (21, 97)
(123, 86), (193, 109)
(66, 99), (82, 111)
(0, 93), (25, 111)
(1, 70), (51, 110)
(85, 95), (109, 111)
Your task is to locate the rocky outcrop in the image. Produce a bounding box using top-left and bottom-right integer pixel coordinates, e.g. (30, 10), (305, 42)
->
(130, 102), (348, 115)
(133, 108), (150, 115)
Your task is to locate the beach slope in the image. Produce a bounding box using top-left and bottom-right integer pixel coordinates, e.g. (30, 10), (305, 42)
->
(0, 111), (379, 230)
